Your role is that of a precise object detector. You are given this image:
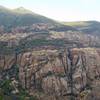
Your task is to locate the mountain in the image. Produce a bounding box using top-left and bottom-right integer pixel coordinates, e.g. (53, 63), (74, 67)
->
(0, 6), (76, 32)
(0, 6), (57, 32)
(0, 6), (100, 100)
(63, 21), (100, 36)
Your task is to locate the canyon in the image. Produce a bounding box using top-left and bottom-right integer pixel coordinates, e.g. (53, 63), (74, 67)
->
(0, 6), (100, 100)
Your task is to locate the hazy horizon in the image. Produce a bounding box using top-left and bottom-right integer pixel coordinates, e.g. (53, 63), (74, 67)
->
(0, 0), (100, 22)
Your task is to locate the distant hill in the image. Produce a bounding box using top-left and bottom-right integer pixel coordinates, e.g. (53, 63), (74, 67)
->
(0, 6), (76, 32)
(63, 21), (100, 36)
(0, 6), (57, 32)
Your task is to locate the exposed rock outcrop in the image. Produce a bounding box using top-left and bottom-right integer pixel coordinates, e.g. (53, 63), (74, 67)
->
(0, 48), (100, 100)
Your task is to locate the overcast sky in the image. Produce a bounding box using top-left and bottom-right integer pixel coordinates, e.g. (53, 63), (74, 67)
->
(0, 0), (100, 21)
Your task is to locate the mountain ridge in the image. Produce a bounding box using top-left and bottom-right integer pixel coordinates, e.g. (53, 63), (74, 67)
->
(0, 6), (77, 33)
(63, 21), (100, 36)
(0, 6), (59, 32)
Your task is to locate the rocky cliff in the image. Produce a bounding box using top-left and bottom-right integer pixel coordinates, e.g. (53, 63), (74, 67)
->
(0, 48), (100, 100)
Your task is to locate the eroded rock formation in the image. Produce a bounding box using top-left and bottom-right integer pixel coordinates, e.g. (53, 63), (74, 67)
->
(0, 48), (100, 100)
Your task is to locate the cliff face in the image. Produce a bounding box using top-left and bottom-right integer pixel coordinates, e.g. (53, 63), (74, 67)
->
(0, 48), (100, 100)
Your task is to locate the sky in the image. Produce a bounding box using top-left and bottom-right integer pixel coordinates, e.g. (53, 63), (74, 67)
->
(0, 0), (100, 21)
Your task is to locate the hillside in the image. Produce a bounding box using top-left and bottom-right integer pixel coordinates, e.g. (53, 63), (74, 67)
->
(0, 6), (100, 100)
(0, 6), (56, 32)
(63, 21), (100, 36)
(0, 6), (76, 32)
